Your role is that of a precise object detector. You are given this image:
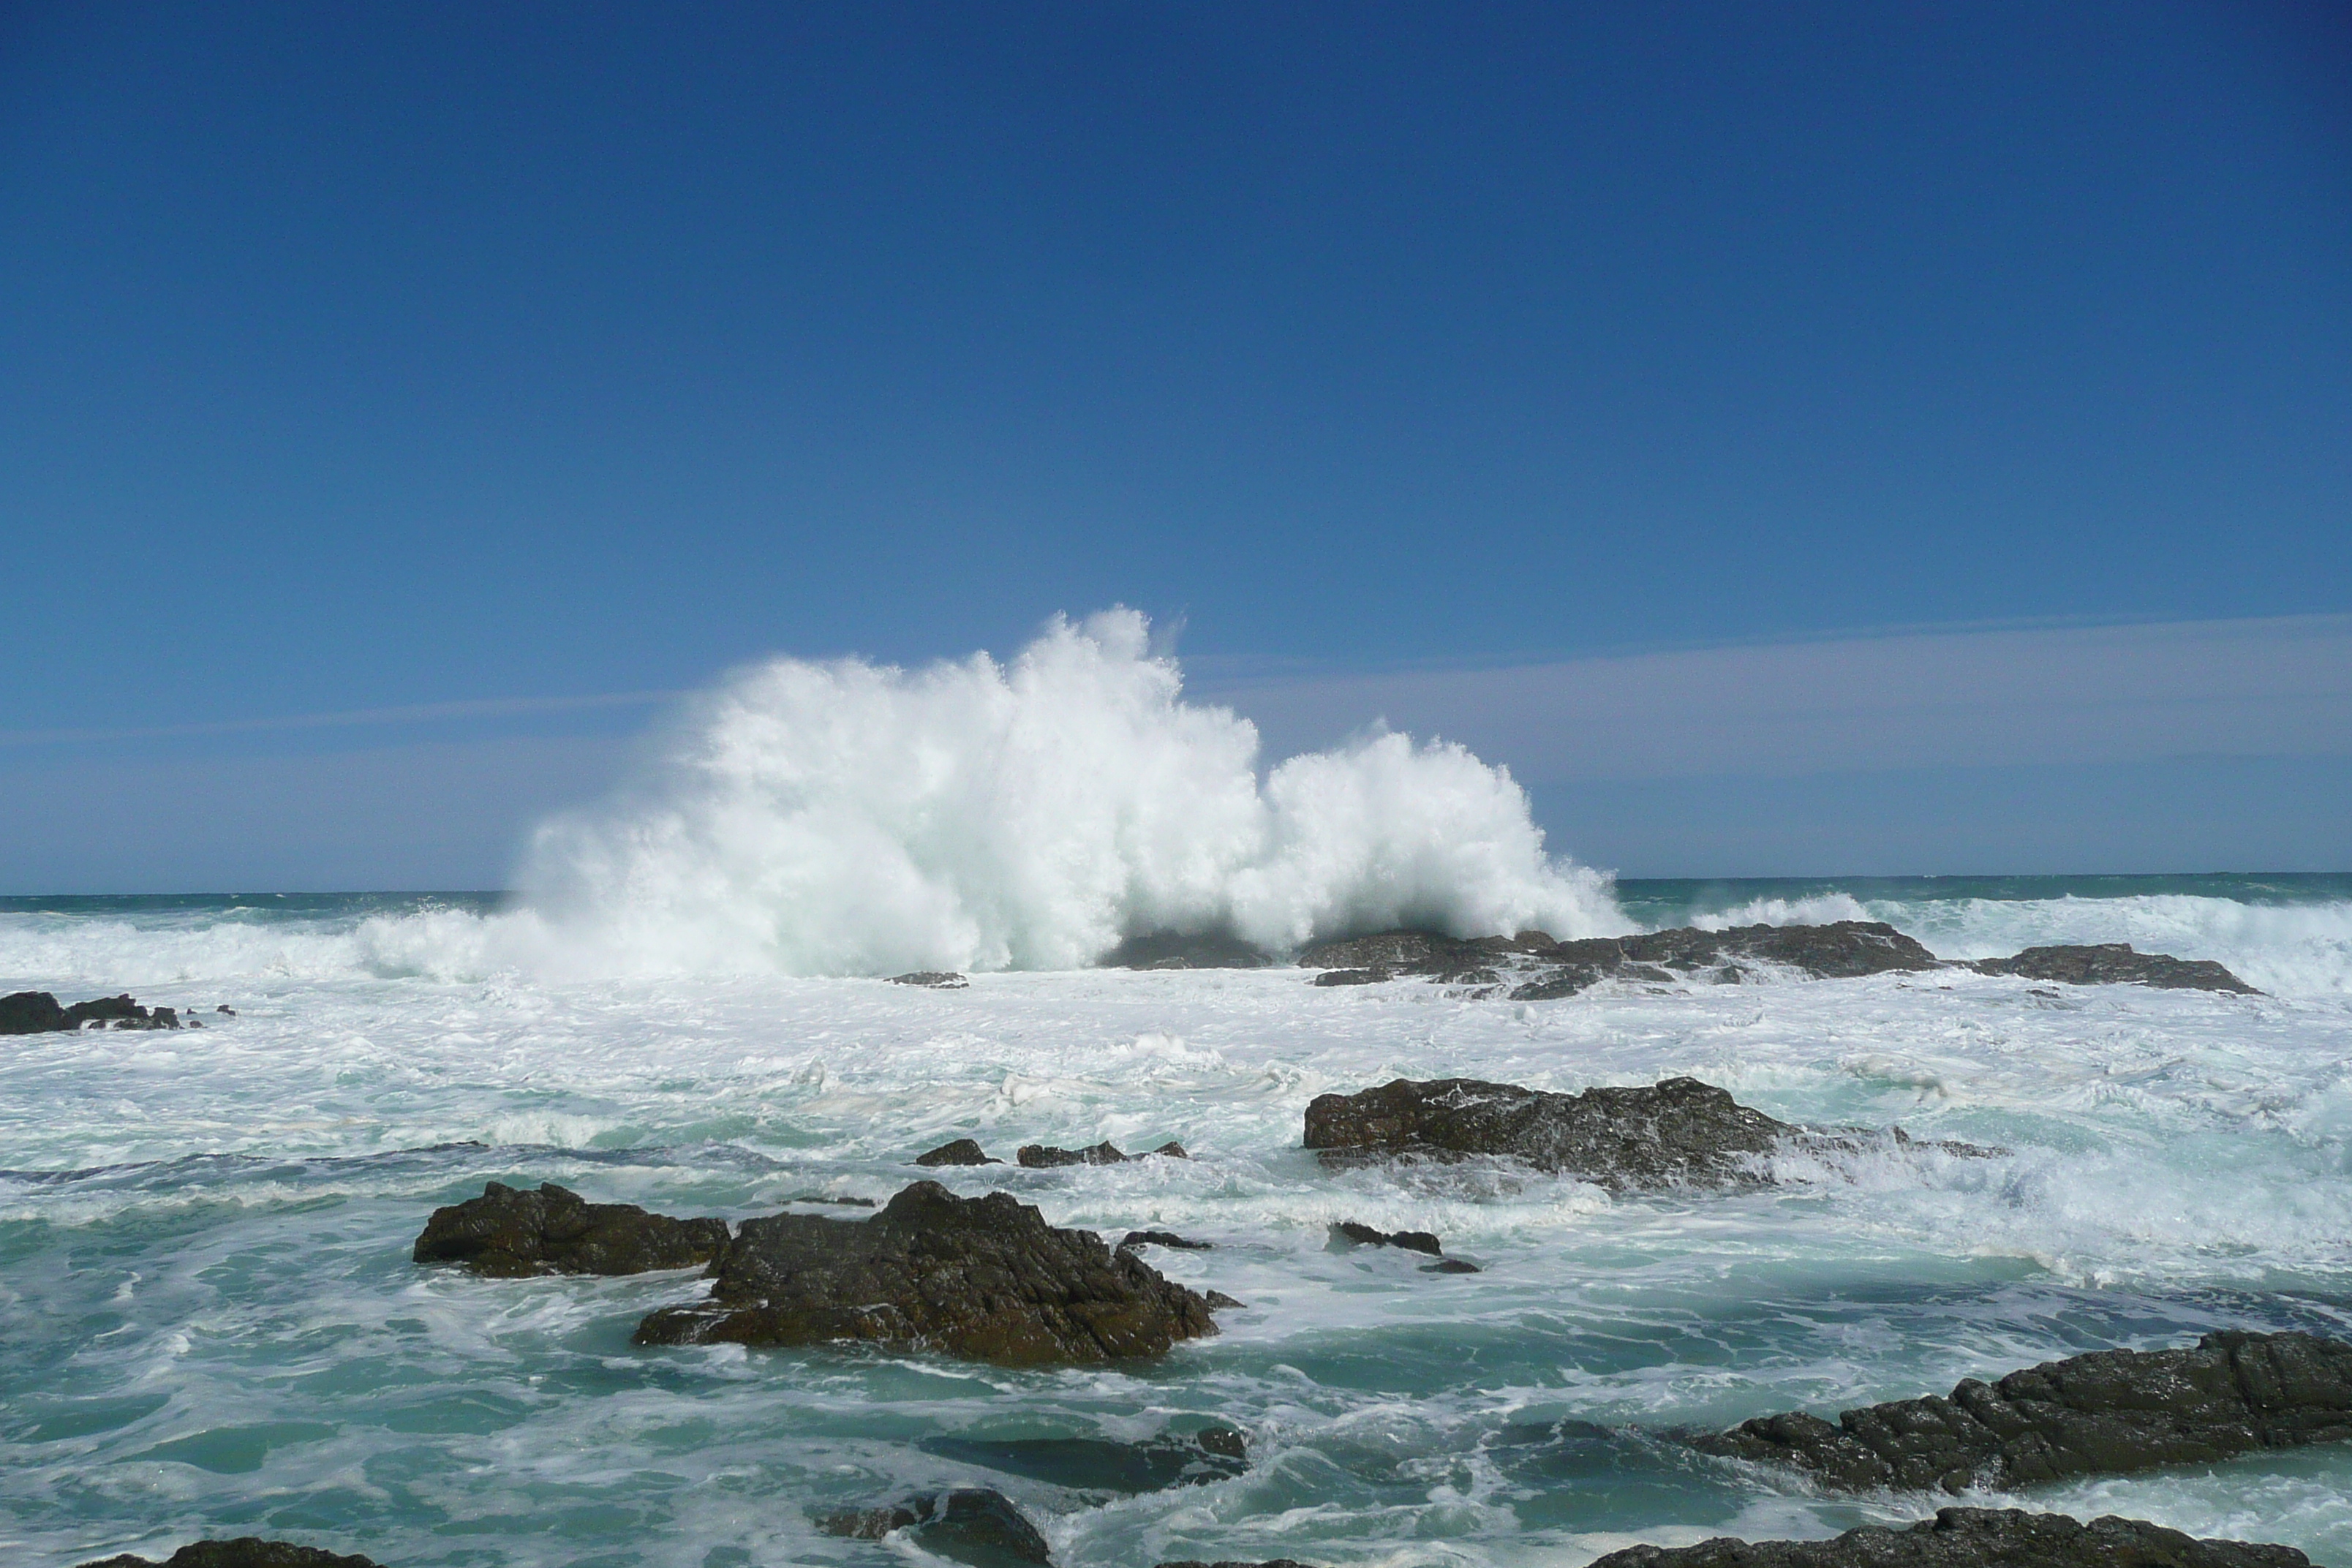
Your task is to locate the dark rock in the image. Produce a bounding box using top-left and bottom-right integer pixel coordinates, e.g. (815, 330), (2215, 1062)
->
(216, 1004), (236, 1015)
(1691, 1330), (2352, 1492)
(1204, 1289), (1245, 1309)
(918, 1137), (1002, 1166)
(1585, 1507), (2309, 1567)
(890, 971), (970, 988)
(1019, 1140), (1130, 1167)
(74, 1542), (386, 1568)
(633, 1180), (1218, 1365)
(1968, 943), (2258, 995)
(817, 1487), (1051, 1566)
(1420, 1258), (1482, 1274)
(1304, 1077), (1794, 1191)
(1299, 930), (1476, 970)
(411, 1181), (731, 1278)
(1123, 1229), (1210, 1249)
(0, 990), (69, 1033)
(1151, 1140), (1188, 1158)
(148, 1006), (181, 1030)
(1624, 921), (1940, 978)
(1101, 931), (1275, 969)
(1330, 1220), (1442, 1256)
(922, 1422), (1248, 1493)
(69, 993), (151, 1026)
(1311, 968), (1390, 987)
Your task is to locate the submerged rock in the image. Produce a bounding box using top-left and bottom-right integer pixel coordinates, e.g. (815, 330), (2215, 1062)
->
(817, 1487), (1051, 1565)
(75, 1542), (386, 1568)
(1309, 967), (1390, 987)
(889, 971), (970, 988)
(1, 991), (176, 1034)
(411, 1182), (731, 1278)
(917, 1137), (1002, 1166)
(922, 1422), (1248, 1493)
(1691, 1330), (2352, 1492)
(1017, 1140), (1186, 1167)
(1122, 1229), (1210, 1250)
(1329, 1220), (1441, 1256)
(1100, 931), (1275, 969)
(1967, 943), (2257, 994)
(1586, 1507), (2309, 1567)
(633, 1180), (1218, 1365)
(1304, 1077), (1793, 1191)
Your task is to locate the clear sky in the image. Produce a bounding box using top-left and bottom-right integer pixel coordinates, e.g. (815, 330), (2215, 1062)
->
(3, 1), (2348, 889)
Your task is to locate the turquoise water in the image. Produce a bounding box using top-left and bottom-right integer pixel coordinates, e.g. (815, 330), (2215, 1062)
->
(3, 877), (2351, 1565)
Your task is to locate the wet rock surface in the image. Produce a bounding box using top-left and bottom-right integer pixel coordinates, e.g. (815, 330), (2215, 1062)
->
(921, 1422), (1248, 1493)
(917, 1137), (1002, 1166)
(1100, 931), (1275, 969)
(1330, 1220), (1441, 1256)
(75, 1542), (387, 1568)
(1309, 967), (1390, 986)
(1122, 1229), (1210, 1250)
(1691, 1330), (2352, 1492)
(1304, 1077), (1795, 1191)
(1300, 922), (1939, 998)
(1586, 1507), (2310, 1567)
(1968, 943), (2257, 994)
(2, 991), (186, 1033)
(411, 1181), (731, 1278)
(817, 1487), (1052, 1565)
(1017, 1139), (1186, 1166)
(889, 970), (970, 987)
(633, 1180), (1219, 1365)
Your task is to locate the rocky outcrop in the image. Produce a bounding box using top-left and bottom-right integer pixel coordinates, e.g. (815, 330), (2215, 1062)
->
(1586, 1507), (2308, 1568)
(889, 971), (969, 988)
(817, 1488), (1051, 1564)
(917, 1137), (1001, 1166)
(1330, 1220), (1441, 1256)
(1122, 1229), (1210, 1250)
(1692, 1330), (2352, 1492)
(1018, 1140), (1186, 1167)
(922, 1423), (1248, 1493)
(1100, 931), (1275, 969)
(75, 1543), (386, 1568)
(1310, 967), (1391, 986)
(1, 991), (182, 1033)
(1967, 943), (2257, 994)
(1305, 1077), (1792, 1190)
(411, 1182), (731, 1278)
(1298, 922), (1939, 999)
(633, 1180), (1219, 1365)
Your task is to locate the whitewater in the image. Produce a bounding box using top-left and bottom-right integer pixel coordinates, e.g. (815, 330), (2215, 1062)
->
(4, 615), (2351, 1567)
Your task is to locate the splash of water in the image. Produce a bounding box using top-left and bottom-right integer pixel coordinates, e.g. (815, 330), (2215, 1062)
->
(516, 610), (1624, 975)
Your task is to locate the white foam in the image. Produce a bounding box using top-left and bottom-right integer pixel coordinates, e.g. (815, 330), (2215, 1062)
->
(515, 610), (1624, 976)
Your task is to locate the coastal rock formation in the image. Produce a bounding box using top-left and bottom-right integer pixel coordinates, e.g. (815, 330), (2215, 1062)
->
(817, 1487), (1051, 1564)
(1017, 1139), (1186, 1167)
(1967, 943), (2257, 994)
(917, 1137), (1001, 1166)
(1330, 1220), (1442, 1256)
(411, 1181), (731, 1277)
(1100, 931), (1275, 969)
(1, 991), (179, 1033)
(922, 1423), (1248, 1493)
(889, 971), (970, 988)
(633, 1180), (1218, 1365)
(1692, 1330), (2352, 1492)
(1122, 1229), (1210, 1250)
(1298, 921), (1940, 999)
(75, 1542), (386, 1568)
(1305, 1077), (1793, 1190)
(1586, 1507), (2309, 1568)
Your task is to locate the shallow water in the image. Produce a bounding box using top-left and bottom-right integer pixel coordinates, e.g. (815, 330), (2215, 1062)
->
(3, 883), (2351, 1567)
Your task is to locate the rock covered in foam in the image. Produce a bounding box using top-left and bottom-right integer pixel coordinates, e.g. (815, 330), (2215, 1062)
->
(633, 1180), (1219, 1365)
(1967, 943), (2257, 993)
(1297, 921), (1940, 999)
(1586, 1507), (2309, 1567)
(411, 1181), (731, 1277)
(921, 1422), (1248, 1493)
(1, 990), (181, 1033)
(1690, 1330), (2352, 1491)
(1017, 1139), (1186, 1166)
(1329, 1220), (1442, 1256)
(75, 1542), (387, 1568)
(816, 1487), (1052, 1563)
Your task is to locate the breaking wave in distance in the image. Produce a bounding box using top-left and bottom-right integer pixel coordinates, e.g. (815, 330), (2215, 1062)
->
(516, 609), (1624, 975)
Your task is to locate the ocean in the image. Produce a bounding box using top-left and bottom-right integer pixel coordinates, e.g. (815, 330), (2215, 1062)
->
(4, 614), (2349, 1566)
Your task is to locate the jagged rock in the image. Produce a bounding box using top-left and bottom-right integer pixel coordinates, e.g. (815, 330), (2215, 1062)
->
(1305, 1077), (1791, 1190)
(1123, 1229), (1210, 1250)
(1691, 1330), (2352, 1492)
(922, 1422), (1248, 1492)
(411, 1181), (731, 1277)
(0, 990), (68, 1033)
(1100, 931), (1275, 969)
(1300, 922), (1937, 998)
(78, 993), (161, 1027)
(889, 971), (970, 988)
(1968, 943), (2257, 994)
(633, 1180), (1218, 1365)
(817, 1487), (1051, 1564)
(75, 1542), (386, 1568)
(1330, 1220), (1441, 1256)
(1, 991), (170, 1033)
(216, 1004), (236, 1015)
(1586, 1507), (2309, 1567)
(1310, 968), (1390, 986)
(1017, 1139), (1186, 1167)
(1204, 1289), (1245, 1309)
(918, 1137), (1002, 1166)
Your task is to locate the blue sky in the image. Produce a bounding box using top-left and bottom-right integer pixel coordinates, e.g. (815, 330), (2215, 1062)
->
(3, 1), (2348, 889)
